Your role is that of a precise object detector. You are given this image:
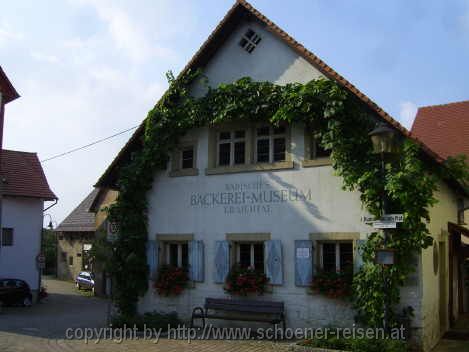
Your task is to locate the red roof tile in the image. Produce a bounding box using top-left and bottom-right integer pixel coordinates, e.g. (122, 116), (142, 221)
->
(0, 149), (57, 200)
(411, 101), (469, 160)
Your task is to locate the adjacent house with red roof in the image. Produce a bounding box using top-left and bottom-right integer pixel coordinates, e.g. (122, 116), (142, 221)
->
(411, 101), (469, 160)
(411, 101), (469, 226)
(0, 66), (57, 302)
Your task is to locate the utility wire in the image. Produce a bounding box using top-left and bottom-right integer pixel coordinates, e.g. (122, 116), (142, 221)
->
(40, 125), (138, 163)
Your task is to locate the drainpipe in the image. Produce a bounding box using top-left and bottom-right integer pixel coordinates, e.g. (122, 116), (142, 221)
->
(39, 200), (58, 293)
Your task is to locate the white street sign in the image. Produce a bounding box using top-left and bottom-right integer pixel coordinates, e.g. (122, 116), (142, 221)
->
(362, 214), (403, 224)
(361, 215), (375, 224)
(381, 214), (404, 223)
(372, 221), (397, 229)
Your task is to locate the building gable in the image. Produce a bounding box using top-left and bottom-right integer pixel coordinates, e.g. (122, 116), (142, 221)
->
(190, 18), (323, 96)
(95, 0), (464, 197)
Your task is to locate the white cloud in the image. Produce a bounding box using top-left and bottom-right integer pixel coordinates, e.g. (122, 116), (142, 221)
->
(31, 51), (60, 64)
(3, 0), (195, 224)
(0, 22), (23, 47)
(73, 0), (174, 62)
(398, 101), (418, 129)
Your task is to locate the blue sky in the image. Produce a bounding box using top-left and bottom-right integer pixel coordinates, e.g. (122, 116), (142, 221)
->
(1, 0), (468, 224)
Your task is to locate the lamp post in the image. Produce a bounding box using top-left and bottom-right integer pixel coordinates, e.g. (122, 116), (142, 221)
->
(43, 213), (57, 230)
(369, 122), (399, 334)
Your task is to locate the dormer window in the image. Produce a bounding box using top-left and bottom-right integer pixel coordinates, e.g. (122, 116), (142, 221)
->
(239, 28), (261, 53)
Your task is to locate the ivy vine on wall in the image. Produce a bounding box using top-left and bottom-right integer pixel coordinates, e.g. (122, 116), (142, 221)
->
(107, 70), (441, 326)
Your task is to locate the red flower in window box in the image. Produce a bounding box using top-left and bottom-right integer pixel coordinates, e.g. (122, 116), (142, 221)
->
(224, 265), (269, 296)
(310, 268), (353, 299)
(154, 265), (189, 296)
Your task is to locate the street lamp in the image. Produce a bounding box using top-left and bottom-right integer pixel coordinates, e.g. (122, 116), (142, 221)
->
(369, 122), (398, 334)
(43, 213), (57, 229)
(369, 123), (399, 155)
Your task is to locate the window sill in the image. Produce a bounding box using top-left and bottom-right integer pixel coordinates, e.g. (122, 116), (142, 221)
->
(205, 161), (294, 175)
(302, 158), (332, 168)
(169, 168), (199, 177)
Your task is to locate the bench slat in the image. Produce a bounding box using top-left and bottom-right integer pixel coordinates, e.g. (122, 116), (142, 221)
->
(206, 298), (283, 308)
(205, 298), (284, 314)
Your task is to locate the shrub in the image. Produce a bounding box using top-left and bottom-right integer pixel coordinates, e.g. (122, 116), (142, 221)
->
(299, 336), (408, 352)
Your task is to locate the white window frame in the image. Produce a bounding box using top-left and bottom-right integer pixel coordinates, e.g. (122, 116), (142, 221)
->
(216, 130), (246, 167)
(255, 126), (286, 163)
(235, 242), (265, 271)
(318, 241), (353, 272)
(165, 242), (188, 268)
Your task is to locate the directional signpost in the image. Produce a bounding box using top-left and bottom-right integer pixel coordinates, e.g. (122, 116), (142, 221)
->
(362, 214), (404, 229)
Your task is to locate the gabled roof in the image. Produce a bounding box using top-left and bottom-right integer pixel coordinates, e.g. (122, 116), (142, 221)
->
(0, 149), (56, 200)
(95, 0), (455, 191)
(55, 188), (99, 232)
(411, 100), (469, 160)
(0, 66), (19, 104)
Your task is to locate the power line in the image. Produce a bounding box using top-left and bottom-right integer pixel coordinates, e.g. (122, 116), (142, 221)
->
(40, 125), (139, 163)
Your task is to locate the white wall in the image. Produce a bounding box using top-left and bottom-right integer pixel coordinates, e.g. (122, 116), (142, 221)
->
(140, 123), (373, 328)
(0, 197), (43, 290)
(191, 19), (324, 96)
(137, 14), (455, 346)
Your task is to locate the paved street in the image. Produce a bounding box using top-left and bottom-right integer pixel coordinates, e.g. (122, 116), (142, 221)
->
(0, 277), (288, 352)
(1, 277), (467, 351)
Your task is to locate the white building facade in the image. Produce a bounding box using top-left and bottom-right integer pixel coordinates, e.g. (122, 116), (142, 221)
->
(97, 2), (467, 350)
(0, 196), (44, 294)
(0, 150), (57, 300)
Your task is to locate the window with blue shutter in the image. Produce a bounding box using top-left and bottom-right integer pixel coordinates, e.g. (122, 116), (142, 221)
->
(146, 239), (159, 279)
(295, 240), (313, 286)
(265, 240), (283, 285)
(189, 240), (204, 282)
(214, 240), (230, 283)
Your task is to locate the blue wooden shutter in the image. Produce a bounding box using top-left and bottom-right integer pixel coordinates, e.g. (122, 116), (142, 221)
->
(146, 239), (159, 279)
(354, 239), (366, 273)
(214, 240), (230, 283)
(295, 240), (313, 286)
(266, 240), (283, 285)
(189, 240), (204, 282)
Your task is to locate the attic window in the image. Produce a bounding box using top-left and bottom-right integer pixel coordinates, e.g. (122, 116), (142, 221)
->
(239, 28), (261, 53)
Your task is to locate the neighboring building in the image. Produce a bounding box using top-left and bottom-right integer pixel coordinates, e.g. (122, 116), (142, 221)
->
(0, 66), (19, 149)
(89, 188), (119, 232)
(95, 1), (468, 351)
(89, 187), (119, 296)
(55, 189), (98, 281)
(0, 150), (57, 300)
(411, 101), (469, 161)
(411, 100), (469, 316)
(56, 187), (118, 296)
(0, 67), (57, 302)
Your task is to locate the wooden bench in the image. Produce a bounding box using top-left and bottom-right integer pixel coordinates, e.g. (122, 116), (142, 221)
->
(191, 298), (286, 331)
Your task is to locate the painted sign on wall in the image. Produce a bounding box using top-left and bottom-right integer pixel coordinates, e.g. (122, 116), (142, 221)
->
(189, 178), (313, 215)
